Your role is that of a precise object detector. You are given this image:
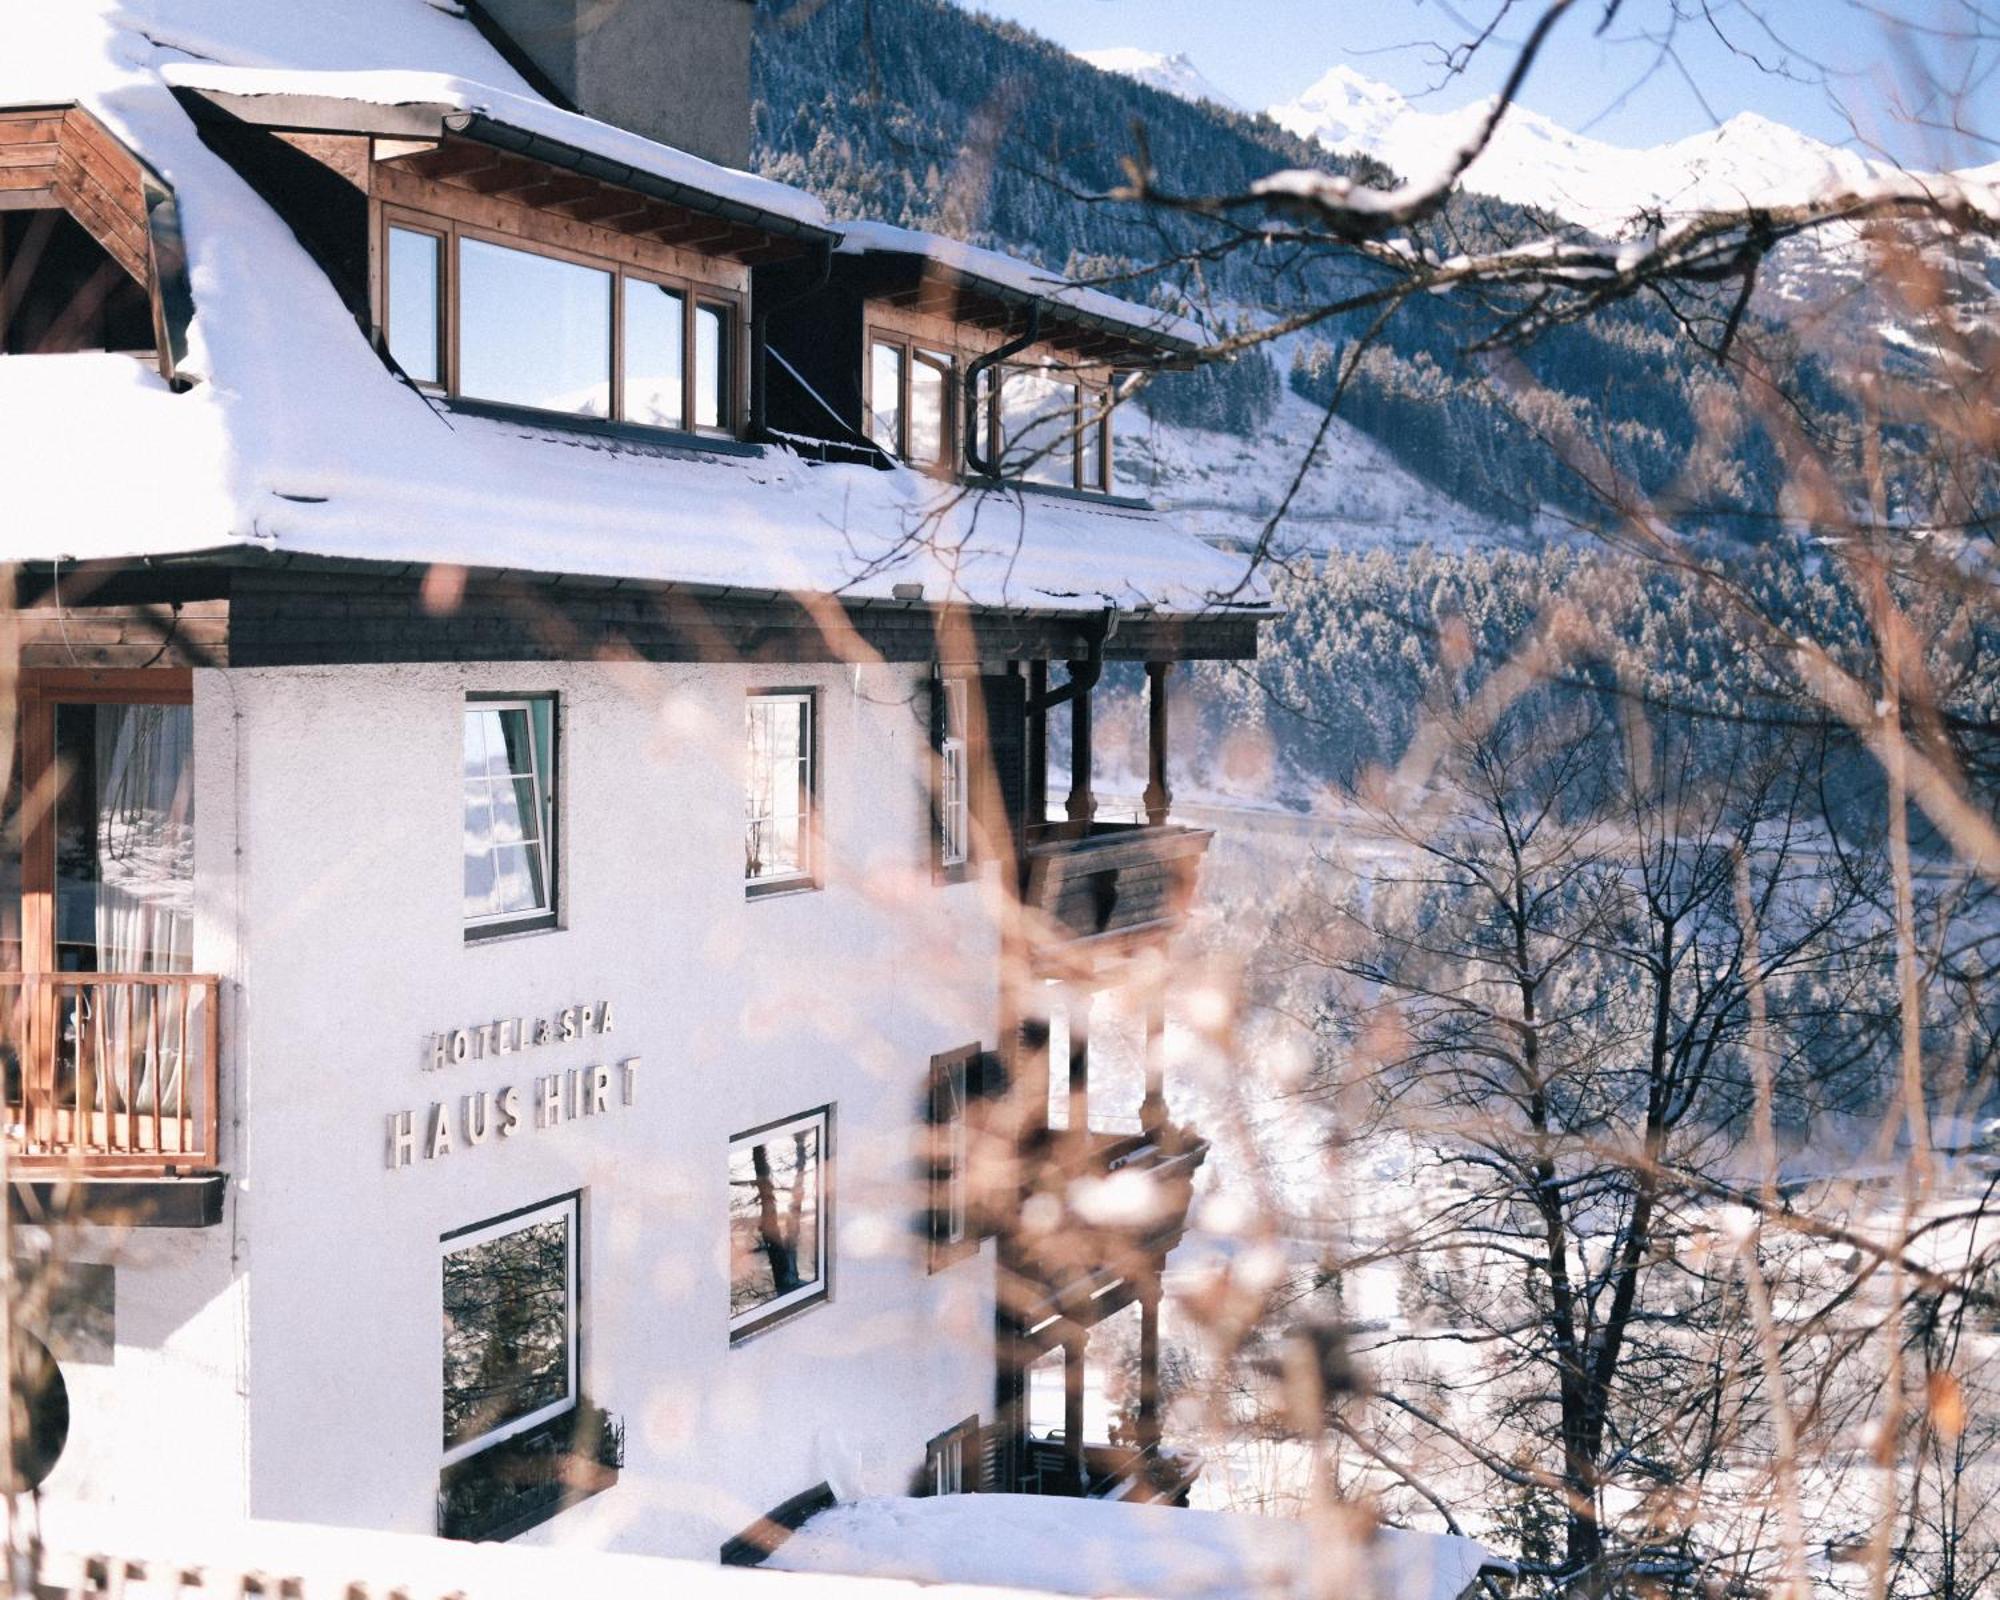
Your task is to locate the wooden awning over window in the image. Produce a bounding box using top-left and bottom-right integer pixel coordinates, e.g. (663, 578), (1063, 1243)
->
(0, 104), (194, 382)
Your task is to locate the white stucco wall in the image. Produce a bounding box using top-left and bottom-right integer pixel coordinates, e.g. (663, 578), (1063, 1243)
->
(44, 658), (1002, 1558)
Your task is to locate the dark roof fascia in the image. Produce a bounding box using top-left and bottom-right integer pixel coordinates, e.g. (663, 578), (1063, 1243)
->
(18, 548), (1277, 659)
(169, 86), (837, 250)
(838, 250), (1202, 364)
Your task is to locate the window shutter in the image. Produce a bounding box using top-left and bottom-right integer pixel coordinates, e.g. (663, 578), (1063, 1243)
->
(979, 672), (1027, 857)
(929, 672), (948, 874)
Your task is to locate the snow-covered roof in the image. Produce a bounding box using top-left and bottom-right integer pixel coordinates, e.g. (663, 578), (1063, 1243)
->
(162, 62), (833, 241)
(769, 1495), (1501, 1600)
(0, 3), (1264, 619)
(837, 221), (1210, 354)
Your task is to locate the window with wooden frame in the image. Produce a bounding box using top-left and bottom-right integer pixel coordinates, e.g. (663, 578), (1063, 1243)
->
(728, 1106), (832, 1340)
(925, 1043), (981, 1271)
(867, 332), (955, 467)
(745, 690), (817, 896)
(441, 1193), (580, 1466)
(463, 695), (558, 938)
(921, 1415), (981, 1495)
(378, 208), (743, 435)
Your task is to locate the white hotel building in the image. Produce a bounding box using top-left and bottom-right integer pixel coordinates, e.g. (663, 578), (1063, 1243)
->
(0, 0), (1272, 1562)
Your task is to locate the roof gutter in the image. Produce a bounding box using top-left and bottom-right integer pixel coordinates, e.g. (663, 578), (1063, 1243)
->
(962, 303), (1041, 480)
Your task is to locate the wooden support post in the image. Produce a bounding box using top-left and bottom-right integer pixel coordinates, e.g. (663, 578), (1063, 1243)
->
(1138, 1282), (1163, 1456)
(1144, 660), (1172, 828)
(1065, 660), (1095, 828)
(1140, 965), (1166, 1140)
(1067, 985), (1089, 1135)
(1026, 660), (1048, 838)
(1065, 1331), (1088, 1495)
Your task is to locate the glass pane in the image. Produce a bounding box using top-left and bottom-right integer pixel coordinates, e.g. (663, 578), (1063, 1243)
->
(388, 227), (441, 386)
(623, 279), (685, 429)
(909, 353), (948, 465)
(1079, 394), (1107, 491)
(54, 703), (194, 974)
(459, 238), (610, 418)
(1001, 367), (1077, 486)
(694, 303), (727, 429)
(745, 698), (808, 881)
(729, 1122), (822, 1318)
(442, 1211), (571, 1450)
(870, 341), (903, 454)
(463, 704), (551, 922)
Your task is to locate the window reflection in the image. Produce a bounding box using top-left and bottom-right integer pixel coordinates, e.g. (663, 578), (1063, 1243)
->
(459, 238), (610, 418)
(694, 303), (728, 430)
(1000, 366), (1076, 487)
(870, 340), (903, 454)
(388, 227), (441, 386)
(728, 1111), (827, 1330)
(442, 1203), (576, 1456)
(745, 693), (811, 886)
(623, 279), (685, 430)
(910, 351), (950, 466)
(463, 699), (554, 928)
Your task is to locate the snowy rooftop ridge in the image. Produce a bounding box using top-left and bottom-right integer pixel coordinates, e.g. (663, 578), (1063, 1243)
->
(159, 61), (833, 237)
(836, 221), (1210, 352)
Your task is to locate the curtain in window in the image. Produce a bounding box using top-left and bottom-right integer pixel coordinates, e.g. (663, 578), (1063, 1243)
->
(76, 703), (195, 1118)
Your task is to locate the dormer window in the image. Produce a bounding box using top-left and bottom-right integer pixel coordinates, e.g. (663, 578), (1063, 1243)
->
(378, 209), (740, 436)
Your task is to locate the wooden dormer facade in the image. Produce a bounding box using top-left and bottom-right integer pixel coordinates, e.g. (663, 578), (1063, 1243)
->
(755, 241), (1196, 493)
(170, 85), (835, 445)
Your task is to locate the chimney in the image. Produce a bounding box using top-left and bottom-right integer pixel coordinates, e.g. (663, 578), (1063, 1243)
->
(471, 0), (756, 169)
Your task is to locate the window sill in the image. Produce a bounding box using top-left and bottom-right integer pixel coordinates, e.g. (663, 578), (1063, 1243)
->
(438, 1404), (623, 1543)
(444, 398), (763, 458)
(465, 913), (562, 945)
(958, 474), (1152, 512)
(745, 876), (821, 902)
(729, 1289), (829, 1346)
(928, 1234), (981, 1274)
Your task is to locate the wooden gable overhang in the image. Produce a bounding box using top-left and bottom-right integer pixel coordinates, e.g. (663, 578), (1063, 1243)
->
(836, 250), (1199, 370)
(0, 104), (196, 382)
(6, 554), (1270, 672)
(169, 85), (836, 268)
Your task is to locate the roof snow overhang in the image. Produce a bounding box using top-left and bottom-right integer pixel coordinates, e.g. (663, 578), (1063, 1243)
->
(165, 68), (837, 252)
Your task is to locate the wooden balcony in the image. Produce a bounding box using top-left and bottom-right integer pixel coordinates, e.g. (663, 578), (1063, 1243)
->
(1021, 822), (1212, 969)
(3, 973), (221, 1193)
(1004, 1127), (1210, 1333)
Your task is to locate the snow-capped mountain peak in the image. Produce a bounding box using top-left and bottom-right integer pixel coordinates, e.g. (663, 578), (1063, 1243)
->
(1267, 63), (1908, 233)
(1080, 47), (1241, 114)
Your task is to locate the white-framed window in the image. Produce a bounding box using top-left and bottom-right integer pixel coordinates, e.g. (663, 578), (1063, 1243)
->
(937, 677), (969, 871)
(745, 690), (815, 893)
(729, 1106), (831, 1339)
(463, 695), (556, 935)
(441, 1193), (579, 1466)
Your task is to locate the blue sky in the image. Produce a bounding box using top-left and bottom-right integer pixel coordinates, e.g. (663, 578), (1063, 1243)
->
(959, 0), (1998, 167)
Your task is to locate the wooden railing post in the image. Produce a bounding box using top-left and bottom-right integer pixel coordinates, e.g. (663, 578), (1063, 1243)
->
(1065, 661), (1095, 828)
(1144, 660), (1171, 828)
(1064, 1329), (1088, 1495)
(1138, 1280), (1163, 1455)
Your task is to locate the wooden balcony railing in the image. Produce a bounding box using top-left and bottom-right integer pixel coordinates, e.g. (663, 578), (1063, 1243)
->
(1021, 1436), (1200, 1504)
(1021, 822), (1212, 964)
(2, 973), (220, 1174)
(1003, 1127), (1211, 1331)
